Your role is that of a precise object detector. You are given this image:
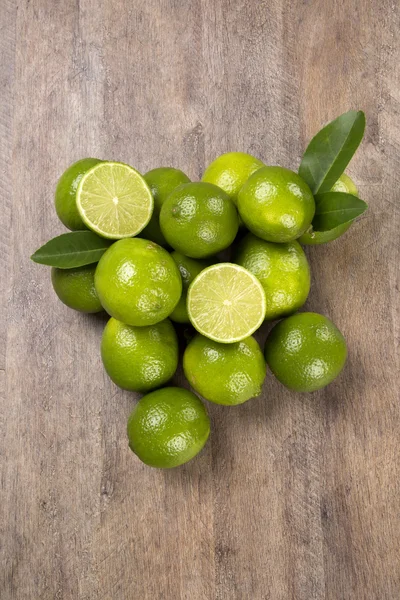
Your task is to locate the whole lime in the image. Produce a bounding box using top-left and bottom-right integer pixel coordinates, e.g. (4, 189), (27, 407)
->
(238, 166), (315, 242)
(127, 387), (210, 468)
(101, 317), (178, 392)
(51, 264), (102, 313)
(201, 152), (264, 205)
(299, 173), (358, 245)
(55, 158), (102, 230)
(95, 238), (182, 326)
(264, 312), (347, 392)
(183, 334), (266, 405)
(159, 182), (239, 258)
(234, 233), (310, 320)
(331, 172), (358, 195)
(141, 167), (191, 246)
(169, 252), (211, 323)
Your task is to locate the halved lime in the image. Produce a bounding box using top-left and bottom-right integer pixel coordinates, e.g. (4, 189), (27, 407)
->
(187, 263), (266, 343)
(76, 162), (153, 239)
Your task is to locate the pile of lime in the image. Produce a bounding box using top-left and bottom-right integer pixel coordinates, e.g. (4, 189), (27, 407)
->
(32, 111), (368, 469)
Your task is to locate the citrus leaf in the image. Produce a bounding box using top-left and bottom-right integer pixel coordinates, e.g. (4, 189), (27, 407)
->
(299, 221), (353, 245)
(299, 110), (366, 194)
(31, 231), (112, 268)
(312, 192), (367, 231)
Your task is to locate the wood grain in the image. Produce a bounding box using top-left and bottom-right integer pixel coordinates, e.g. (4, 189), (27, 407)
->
(1, 1), (399, 599)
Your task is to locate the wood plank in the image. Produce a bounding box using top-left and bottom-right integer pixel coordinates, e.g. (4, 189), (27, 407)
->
(298, 1), (400, 597)
(4, 1), (108, 598)
(0, 0), (15, 366)
(1, 0), (17, 596)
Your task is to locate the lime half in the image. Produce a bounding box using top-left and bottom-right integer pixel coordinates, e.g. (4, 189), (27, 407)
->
(187, 263), (266, 343)
(76, 161), (153, 239)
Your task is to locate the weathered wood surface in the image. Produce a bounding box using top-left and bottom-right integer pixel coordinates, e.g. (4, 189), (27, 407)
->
(1, 1), (399, 598)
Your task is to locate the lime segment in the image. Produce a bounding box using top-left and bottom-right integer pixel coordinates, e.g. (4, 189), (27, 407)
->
(76, 161), (153, 239)
(187, 263), (266, 343)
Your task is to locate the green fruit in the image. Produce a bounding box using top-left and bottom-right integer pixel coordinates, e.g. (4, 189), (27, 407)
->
(55, 158), (101, 230)
(141, 167), (191, 246)
(234, 233), (310, 320)
(187, 263), (266, 344)
(169, 252), (211, 323)
(264, 312), (347, 392)
(127, 387), (210, 468)
(77, 161), (153, 239)
(238, 166), (315, 242)
(299, 173), (358, 245)
(159, 182), (239, 258)
(183, 334), (266, 405)
(331, 173), (358, 195)
(51, 264), (102, 313)
(95, 238), (182, 326)
(101, 317), (178, 392)
(201, 152), (264, 205)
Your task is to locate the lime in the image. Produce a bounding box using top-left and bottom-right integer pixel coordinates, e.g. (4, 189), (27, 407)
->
(238, 166), (315, 242)
(55, 158), (102, 230)
(76, 161), (153, 239)
(201, 152), (264, 205)
(169, 252), (211, 323)
(187, 263), (266, 343)
(159, 182), (239, 258)
(183, 334), (266, 405)
(127, 387), (210, 468)
(101, 317), (178, 392)
(331, 173), (358, 195)
(141, 167), (191, 246)
(234, 233), (310, 320)
(299, 173), (358, 245)
(264, 312), (347, 392)
(95, 238), (182, 326)
(51, 264), (102, 313)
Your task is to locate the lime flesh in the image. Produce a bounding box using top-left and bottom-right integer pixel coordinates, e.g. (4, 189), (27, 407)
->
(187, 263), (266, 343)
(77, 161), (153, 239)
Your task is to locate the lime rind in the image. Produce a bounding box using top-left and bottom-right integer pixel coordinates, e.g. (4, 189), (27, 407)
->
(76, 161), (154, 240)
(187, 263), (266, 343)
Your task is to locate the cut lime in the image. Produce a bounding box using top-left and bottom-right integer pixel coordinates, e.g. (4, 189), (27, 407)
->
(76, 161), (153, 239)
(187, 263), (266, 343)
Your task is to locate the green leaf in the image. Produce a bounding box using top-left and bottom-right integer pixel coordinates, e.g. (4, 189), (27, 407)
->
(299, 110), (366, 194)
(299, 221), (353, 245)
(31, 231), (112, 268)
(312, 192), (367, 231)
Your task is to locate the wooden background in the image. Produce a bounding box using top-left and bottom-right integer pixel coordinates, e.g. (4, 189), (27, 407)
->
(1, 1), (399, 598)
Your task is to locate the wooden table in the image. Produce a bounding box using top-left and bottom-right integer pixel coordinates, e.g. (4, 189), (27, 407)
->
(2, 1), (399, 598)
